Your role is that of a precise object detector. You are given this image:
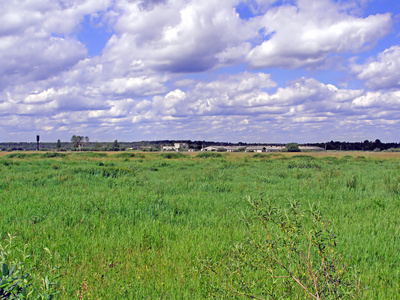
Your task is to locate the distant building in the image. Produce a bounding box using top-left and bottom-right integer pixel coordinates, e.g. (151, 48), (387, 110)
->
(162, 143), (189, 151)
(245, 146), (266, 152)
(224, 146), (243, 152)
(174, 143), (189, 150)
(245, 145), (285, 152)
(162, 145), (176, 151)
(299, 146), (324, 151)
(201, 146), (219, 151)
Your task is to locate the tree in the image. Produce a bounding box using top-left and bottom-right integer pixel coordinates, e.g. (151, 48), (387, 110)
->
(112, 140), (120, 151)
(56, 139), (62, 151)
(93, 142), (102, 151)
(71, 135), (84, 150)
(285, 143), (301, 152)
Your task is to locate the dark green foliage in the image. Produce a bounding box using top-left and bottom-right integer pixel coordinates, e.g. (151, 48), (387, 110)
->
(285, 143), (301, 152)
(252, 153), (267, 158)
(195, 152), (224, 158)
(6, 152), (67, 159)
(6, 153), (41, 159)
(56, 140), (62, 151)
(160, 152), (186, 159)
(346, 175), (358, 189)
(71, 152), (107, 158)
(41, 152), (67, 158)
(291, 154), (315, 159)
(114, 152), (145, 159)
(103, 140), (121, 151)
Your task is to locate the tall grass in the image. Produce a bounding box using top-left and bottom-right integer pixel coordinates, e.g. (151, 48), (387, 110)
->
(0, 152), (399, 298)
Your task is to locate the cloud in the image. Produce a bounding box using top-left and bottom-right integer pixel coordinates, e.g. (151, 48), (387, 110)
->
(102, 0), (255, 74)
(0, 0), (399, 142)
(1, 70), (398, 142)
(352, 90), (400, 110)
(0, 0), (111, 89)
(247, 0), (392, 68)
(352, 46), (400, 90)
(100, 76), (168, 97)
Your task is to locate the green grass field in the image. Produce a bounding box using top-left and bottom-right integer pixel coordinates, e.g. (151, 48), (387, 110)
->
(1, 151), (399, 299)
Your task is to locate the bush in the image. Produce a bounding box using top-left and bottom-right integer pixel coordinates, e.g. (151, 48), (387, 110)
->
(6, 153), (41, 159)
(201, 198), (360, 299)
(285, 143), (301, 152)
(160, 152), (186, 159)
(114, 152), (145, 159)
(71, 152), (108, 158)
(252, 153), (267, 158)
(6, 153), (30, 159)
(195, 152), (223, 158)
(41, 152), (67, 158)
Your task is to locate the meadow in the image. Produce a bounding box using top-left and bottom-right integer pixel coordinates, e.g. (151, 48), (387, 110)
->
(0, 151), (399, 299)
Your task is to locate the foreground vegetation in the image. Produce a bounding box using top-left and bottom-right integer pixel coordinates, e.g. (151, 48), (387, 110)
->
(0, 151), (399, 299)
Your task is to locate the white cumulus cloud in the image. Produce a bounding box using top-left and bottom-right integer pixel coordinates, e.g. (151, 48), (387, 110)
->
(247, 0), (392, 68)
(352, 46), (400, 90)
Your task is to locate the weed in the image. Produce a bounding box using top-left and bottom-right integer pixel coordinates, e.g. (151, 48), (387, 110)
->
(384, 175), (399, 194)
(346, 176), (357, 189)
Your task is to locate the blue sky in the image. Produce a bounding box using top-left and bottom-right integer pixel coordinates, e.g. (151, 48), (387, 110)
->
(1, 0), (400, 143)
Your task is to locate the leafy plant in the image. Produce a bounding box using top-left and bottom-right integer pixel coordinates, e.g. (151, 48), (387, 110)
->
(202, 198), (360, 299)
(0, 234), (32, 299)
(0, 234), (59, 300)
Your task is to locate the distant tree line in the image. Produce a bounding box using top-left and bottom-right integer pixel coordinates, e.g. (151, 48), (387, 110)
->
(307, 139), (400, 151)
(0, 138), (399, 152)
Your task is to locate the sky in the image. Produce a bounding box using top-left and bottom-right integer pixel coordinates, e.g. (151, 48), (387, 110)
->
(1, 0), (400, 143)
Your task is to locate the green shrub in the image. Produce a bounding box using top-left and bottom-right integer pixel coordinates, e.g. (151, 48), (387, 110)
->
(41, 152), (67, 158)
(252, 153), (267, 158)
(201, 198), (359, 299)
(285, 143), (301, 152)
(114, 152), (145, 159)
(71, 152), (108, 158)
(291, 155), (315, 160)
(160, 152), (186, 159)
(6, 153), (41, 159)
(195, 152), (223, 158)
